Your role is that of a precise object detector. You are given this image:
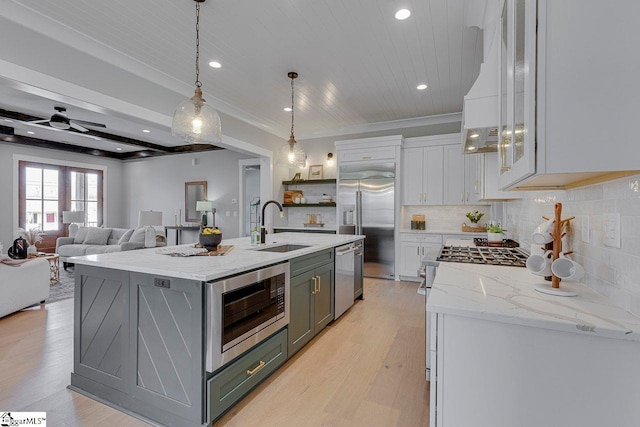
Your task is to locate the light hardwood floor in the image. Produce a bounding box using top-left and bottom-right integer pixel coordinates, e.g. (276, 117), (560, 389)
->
(0, 278), (428, 426)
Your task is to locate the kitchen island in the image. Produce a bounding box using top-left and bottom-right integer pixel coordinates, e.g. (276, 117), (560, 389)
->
(68, 233), (364, 427)
(427, 260), (640, 427)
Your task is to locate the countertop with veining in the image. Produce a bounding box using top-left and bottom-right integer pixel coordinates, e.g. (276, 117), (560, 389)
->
(428, 261), (640, 342)
(70, 232), (364, 282)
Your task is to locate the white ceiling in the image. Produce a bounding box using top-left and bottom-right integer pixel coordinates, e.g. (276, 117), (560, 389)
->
(0, 0), (485, 153)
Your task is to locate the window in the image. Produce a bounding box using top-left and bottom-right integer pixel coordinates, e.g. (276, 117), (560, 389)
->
(19, 161), (103, 243)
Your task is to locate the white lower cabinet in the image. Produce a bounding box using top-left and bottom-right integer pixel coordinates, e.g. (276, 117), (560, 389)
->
(398, 233), (442, 279)
(430, 313), (640, 427)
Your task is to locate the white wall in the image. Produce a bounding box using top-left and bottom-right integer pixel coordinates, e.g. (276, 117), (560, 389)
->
(504, 174), (640, 316)
(0, 142), (125, 250)
(123, 150), (255, 243)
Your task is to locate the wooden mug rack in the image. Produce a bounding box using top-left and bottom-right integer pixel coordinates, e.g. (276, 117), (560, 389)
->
(541, 202), (575, 289)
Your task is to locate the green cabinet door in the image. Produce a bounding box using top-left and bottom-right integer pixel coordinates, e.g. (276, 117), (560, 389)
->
(288, 269), (315, 356)
(313, 262), (334, 334)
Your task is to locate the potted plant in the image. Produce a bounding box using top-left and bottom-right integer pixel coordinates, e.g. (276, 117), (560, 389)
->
(465, 210), (484, 225)
(487, 224), (506, 243)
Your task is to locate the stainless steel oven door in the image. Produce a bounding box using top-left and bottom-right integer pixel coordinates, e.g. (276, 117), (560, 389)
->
(206, 262), (290, 372)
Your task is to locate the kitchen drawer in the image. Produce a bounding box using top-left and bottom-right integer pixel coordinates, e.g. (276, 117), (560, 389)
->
(400, 233), (442, 244)
(290, 249), (334, 276)
(340, 146), (397, 162)
(207, 329), (288, 422)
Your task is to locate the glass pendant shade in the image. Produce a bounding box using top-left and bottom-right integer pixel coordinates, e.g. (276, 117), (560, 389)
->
(172, 87), (222, 144)
(277, 135), (306, 169)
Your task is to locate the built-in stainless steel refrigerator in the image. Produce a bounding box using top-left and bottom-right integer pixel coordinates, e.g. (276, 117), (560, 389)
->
(338, 162), (395, 279)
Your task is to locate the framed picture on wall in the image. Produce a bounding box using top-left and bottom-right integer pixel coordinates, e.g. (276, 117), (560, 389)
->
(308, 165), (324, 180)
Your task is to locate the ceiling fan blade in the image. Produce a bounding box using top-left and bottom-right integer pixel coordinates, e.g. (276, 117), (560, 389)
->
(70, 122), (89, 132)
(72, 119), (106, 128)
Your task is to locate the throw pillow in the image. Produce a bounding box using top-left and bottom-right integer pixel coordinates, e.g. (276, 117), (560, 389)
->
(117, 229), (134, 245)
(83, 228), (112, 245)
(144, 226), (156, 248)
(129, 227), (147, 244)
(74, 227), (90, 244)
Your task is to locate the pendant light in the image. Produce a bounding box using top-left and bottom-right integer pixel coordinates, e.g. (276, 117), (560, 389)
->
(277, 72), (306, 169)
(171, 0), (221, 144)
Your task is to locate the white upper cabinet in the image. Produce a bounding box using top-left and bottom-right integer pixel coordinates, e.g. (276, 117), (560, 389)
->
(498, 0), (640, 190)
(402, 145), (444, 205)
(402, 134), (486, 206)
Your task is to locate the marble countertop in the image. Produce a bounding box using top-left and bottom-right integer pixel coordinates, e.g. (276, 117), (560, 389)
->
(273, 226), (337, 231)
(428, 261), (640, 342)
(70, 232), (364, 282)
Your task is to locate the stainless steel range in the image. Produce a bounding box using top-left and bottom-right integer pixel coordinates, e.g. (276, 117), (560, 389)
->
(437, 245), (528, 267)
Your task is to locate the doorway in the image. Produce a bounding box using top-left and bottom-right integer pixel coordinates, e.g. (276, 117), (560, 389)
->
(239, 159), (261, 237)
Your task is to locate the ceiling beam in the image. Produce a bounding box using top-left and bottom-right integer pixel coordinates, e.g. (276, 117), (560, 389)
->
(0, 132), (223, 160)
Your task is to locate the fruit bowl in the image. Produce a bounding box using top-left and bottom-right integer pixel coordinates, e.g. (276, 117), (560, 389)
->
(199, 228), (222, 251)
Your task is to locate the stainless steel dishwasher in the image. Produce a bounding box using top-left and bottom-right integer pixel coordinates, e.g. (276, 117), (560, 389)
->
(335, 242), (357, 319)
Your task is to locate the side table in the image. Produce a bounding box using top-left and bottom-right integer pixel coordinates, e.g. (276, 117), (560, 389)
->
(30, 253), (60, 285)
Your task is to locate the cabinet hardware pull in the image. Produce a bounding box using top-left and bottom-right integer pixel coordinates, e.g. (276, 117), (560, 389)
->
(417, 247), (419, 255)
(460, 192), (464, 202)
(316, 275), (321, 293)
(362, 156), (372, 160)
(355, 252), (362, 257)
(422, 247), (425, 255)
(312, 276), (317, 294)
(246, 360), (265, 376)
(466, 192), (469, 202)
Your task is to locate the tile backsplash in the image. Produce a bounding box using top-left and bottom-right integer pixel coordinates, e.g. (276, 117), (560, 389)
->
(402, 205), (493, 231)
(504, 173), (640, 316)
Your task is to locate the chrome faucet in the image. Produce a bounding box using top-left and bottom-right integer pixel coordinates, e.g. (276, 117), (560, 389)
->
(260, 200), (284, 244)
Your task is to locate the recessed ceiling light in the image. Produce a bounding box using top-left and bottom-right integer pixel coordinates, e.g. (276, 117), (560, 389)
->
(284, 107), (292, 112)
(142, 129), (151, 133)
(27, 131), (35, 135)
(395, 9), (411, 20)
(116, 147), (123, 151)
(209, 61), (222, 69)
(417, 83), (428, 90)
(4, 119), (13, 122)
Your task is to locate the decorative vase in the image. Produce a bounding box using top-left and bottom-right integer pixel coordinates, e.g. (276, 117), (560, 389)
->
(199, 232), (222, 251)
(27, 245), (37, 256)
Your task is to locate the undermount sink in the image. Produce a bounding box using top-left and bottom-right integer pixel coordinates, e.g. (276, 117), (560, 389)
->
(254, 244), (310, 253)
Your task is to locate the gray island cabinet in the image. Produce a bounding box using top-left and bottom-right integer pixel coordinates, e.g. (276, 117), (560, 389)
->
(68, 233), (363, 426)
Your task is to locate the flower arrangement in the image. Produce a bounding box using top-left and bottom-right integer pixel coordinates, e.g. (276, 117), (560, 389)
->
(465, 210), (484, 224)
(15, 227), (44, 245)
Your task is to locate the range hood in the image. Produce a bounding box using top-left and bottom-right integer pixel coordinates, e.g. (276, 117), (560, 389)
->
(462, 23), (499, 154)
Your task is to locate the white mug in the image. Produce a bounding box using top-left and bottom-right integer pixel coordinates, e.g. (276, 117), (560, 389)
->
(551, 253), (584, 281)
(531, 219), (554, 245)
(526, 250), (554, 276)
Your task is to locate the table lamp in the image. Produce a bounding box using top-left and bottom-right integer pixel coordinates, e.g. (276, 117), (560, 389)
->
(138, 210), (163, 227)
(196, 201), (215, 228)
(63, 210), (85, 238)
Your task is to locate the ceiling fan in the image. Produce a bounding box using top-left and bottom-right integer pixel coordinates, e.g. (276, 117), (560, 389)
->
(29, 106), (107, 133)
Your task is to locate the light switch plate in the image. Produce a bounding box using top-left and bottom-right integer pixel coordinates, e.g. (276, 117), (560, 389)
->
(603, 213), (621, 248)
(581, 216), (590, 243)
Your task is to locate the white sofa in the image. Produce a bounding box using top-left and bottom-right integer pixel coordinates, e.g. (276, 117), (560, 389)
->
(0, 257), (50, 318)
(56, 226), (158, 267)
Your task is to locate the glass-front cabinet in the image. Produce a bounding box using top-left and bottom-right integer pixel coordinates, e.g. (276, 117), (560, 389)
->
(498, 0), (536, 190)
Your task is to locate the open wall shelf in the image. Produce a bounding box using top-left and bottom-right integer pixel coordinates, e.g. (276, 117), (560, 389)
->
(282, 179), (336, 185)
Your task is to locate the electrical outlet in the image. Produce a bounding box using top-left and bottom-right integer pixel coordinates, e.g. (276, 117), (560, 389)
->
(225, 211), (231, 217)
(233, 211), (238, 217)
(603, 213), (621, 248)
(581, 216), (590, 243)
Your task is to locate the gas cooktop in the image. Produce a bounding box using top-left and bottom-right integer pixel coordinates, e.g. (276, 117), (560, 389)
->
(473, 238), (520, 248)
(437, 245), (528, 267)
